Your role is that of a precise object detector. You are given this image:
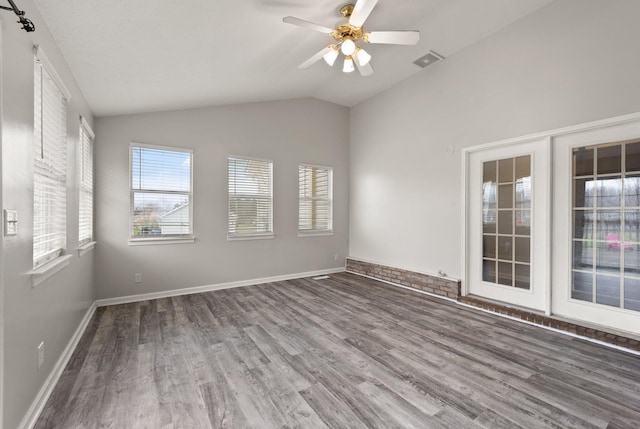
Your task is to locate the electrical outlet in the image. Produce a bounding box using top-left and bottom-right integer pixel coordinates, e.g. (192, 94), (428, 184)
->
(134, 273), (142, 283)
(334, 253), (340, 261)
(37, 341), (45, 370)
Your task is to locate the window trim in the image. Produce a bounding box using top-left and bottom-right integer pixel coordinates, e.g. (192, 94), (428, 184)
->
(78, 115), (95, 247)
(128, 142), (194, 244)
(33, 48), (69, 270)
(128, 237), (196, 246)
(227, 155), (274, 241)
(77, 241), (96, 256)
(31, 254), (73, 288)
(34, 45), (71, 101)
(298, 163), (334, 237)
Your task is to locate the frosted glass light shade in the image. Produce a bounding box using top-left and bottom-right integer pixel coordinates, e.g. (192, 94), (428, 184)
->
(343, 56), (355, 73)
(356, 48), (371, 66)
(341, 38), (356, 56)
(323, 46), (339, 66)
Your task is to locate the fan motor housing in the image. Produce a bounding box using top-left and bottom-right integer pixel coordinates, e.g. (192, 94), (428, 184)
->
(333, 24), (365, 43)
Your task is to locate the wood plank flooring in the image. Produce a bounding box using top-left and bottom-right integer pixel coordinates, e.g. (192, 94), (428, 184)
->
(35, 272), (640, 428)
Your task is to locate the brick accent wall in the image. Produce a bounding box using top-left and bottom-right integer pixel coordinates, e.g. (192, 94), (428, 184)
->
(346, 258), (461, 300)
(459, 296), (640, 352)
(346, 257), (640, 352)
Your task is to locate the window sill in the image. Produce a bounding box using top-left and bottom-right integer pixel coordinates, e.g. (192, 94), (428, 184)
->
(128, 236), (195, 246)
(298, 230), (334, 238)
(77, 241), (97, 257)
(31, 254), (73, 288)
(227, 233), (275, 242)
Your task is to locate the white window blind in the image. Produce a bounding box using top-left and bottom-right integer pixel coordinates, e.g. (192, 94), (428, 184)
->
(228, 157), (273, 238)
(78, 117), (94, 245)
(33, 58), (68, 268)
(130, 144), (193, 238)
(299, 164), (333, 234)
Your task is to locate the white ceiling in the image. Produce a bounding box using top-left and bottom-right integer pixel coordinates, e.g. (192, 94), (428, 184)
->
(32, 0), (554, 117)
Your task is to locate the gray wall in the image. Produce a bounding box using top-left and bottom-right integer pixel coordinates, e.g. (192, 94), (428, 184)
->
(1, 3), (95, 428)
(7, 1), (640, 427)
(0, 17), (4, 429)
(349, 0), (640, 279)
(95, 98), (349, 300)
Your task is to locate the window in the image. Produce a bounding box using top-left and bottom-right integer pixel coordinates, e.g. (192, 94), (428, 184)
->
(33, 54), (68, 268)
(130, 144), (193, 241)
(482, 156), (531, 289)
(228, 156), (273, 239)
(78, 117), (94, 246)
(298, 164), (333, 235)
(572, 140), (640, 311)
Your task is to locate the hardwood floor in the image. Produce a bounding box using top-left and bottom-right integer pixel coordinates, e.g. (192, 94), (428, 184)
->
(35, 272), (640, 428)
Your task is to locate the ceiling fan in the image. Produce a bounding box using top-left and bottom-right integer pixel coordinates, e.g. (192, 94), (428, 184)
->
(283, 0), (420, 76)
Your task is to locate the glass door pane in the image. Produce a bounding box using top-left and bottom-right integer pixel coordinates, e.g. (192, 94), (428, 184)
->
(483, 155), (532, 290)
(571, 140), (640, 312)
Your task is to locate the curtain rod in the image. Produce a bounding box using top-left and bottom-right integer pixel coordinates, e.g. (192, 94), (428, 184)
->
(0, 0), (35, 32)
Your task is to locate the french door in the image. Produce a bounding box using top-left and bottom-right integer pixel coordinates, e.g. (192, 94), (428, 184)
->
(552, 119), (640, 336)
(466, 138), (550, 312)
(465, 114), (640, 336)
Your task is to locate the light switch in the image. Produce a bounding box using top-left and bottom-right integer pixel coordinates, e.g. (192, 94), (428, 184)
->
(4, 209), (18, 236)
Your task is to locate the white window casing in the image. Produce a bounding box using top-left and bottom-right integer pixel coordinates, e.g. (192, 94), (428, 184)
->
(228, 156), (274, 239)
(298, 164), (333, 236)
(129, 143), (194, 244)
(78, 116), (95, 247)
(33, 51), (68, 269)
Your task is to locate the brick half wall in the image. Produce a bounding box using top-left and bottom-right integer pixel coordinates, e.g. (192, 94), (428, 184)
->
(346, 258), (461, 300)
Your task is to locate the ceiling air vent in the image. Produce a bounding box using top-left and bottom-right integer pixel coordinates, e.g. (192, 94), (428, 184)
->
(413, 51), (445, 68)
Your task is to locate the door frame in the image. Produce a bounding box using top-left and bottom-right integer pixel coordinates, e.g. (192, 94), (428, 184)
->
(462, 111), (640, 336)
(463, 137), (551, 314)
(551, 118), (640, 336)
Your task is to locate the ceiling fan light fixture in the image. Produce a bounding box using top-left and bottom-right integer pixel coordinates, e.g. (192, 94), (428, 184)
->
(355, 47), (371, 66)
(283, 0), (420, 77)
(341, 37), (356, 56)
(343, 55), (355, 73)
(323, 45), (339, 66)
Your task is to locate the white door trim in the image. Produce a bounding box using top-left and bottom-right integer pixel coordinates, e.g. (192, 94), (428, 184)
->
(551, 119), (640, 336)
(464, 138), (550, 313)
(462, 111), (640, 335)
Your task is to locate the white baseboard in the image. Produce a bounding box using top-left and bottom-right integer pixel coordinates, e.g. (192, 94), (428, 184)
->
(19, 302), (97, 429)
(95, 267), (345, 307)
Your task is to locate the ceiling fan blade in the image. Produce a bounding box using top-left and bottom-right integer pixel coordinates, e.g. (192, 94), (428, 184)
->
(349, 0), (379, 28)
(298, 46), (333, 69)
(355, 60), (374, 77)
(366, 31), (420, 45)
(283, 16), (333, 34)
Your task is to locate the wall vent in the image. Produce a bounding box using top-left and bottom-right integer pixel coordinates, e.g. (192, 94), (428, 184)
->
(413, 50), (445, 68)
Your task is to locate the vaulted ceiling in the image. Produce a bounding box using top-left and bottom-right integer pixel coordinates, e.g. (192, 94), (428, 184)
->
(33, 0), (555, 117)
